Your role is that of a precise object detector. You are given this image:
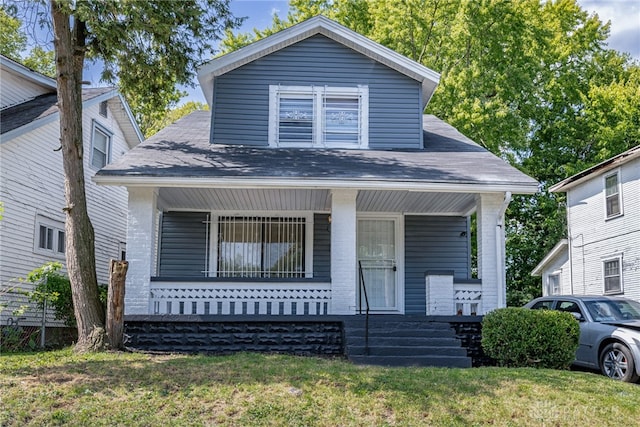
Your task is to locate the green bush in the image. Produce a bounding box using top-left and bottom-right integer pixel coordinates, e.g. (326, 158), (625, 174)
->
(482, 307), (580, 369)
(27, 262), (108, 328)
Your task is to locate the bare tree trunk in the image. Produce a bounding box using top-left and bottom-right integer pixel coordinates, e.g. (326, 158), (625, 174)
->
(106, 260), (128, 350)
(51, 1), (106, 352)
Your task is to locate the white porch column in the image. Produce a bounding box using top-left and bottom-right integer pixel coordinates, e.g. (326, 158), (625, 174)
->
(125, 187), (158, 315)
(476, 193), (509, 313)
(330, 189), (358, 314)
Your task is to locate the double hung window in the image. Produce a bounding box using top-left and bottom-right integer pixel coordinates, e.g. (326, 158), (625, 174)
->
(91, 121), (112, 169)
(603, 257), (622, 294)
(269, 85), (368, 148)
(604, 172), (622, 218)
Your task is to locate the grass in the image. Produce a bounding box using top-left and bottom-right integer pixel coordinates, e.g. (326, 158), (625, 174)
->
(1, 349), (638, 426)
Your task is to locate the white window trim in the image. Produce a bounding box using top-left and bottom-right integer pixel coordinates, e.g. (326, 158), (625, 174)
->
(207, 211), (314, 278)
(268, 85), (369, 149)
(546, 272), (561, 296)
(602, 254), (623, 295)
(90, 120), (113, 170)
(33, 215), (65, 257)
(603, 170), (623, 220)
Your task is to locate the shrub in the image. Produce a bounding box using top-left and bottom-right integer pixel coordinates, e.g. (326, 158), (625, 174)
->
(481, 307), (579, 369)
(27, 262), (108, 328)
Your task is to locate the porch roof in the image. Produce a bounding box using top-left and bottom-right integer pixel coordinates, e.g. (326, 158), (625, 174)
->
(94, 111), (538, 194)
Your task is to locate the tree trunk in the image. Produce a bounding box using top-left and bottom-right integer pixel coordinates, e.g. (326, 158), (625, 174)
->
(51, 1), (106, 352)
(106, 260), (128, 350)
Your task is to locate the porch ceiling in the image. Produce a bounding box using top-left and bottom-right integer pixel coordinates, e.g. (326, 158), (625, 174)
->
(158, 187), (476, 215)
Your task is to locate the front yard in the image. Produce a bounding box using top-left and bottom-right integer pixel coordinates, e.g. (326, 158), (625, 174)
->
(1, 349), (638, 426)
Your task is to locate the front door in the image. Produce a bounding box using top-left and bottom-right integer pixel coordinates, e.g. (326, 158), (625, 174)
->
(357, 218), (399, 311)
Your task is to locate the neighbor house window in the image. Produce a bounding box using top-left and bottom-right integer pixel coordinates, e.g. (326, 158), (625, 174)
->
(603, 257), (622, 294)
(35, 215), (65, 256)
(91, 121), (112, 169)
(547, 273), (560, 295)
(99, 100), (108, 118)
(604, 172), (622, 218)
(217, 216), (306, 278)
(269, 85), (368, 148)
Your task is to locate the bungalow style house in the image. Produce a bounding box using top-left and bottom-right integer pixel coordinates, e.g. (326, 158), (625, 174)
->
(533, 145), (640, 301)
(95, 17), (538, 365)
(0, 55), (142, 328)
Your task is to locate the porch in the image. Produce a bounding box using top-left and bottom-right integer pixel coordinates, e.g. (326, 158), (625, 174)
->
(124, 186), (510, 318)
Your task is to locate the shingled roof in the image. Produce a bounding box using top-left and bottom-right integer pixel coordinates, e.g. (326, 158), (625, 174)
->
(95, 111), (538, 193)
(1, 87), (115, 135)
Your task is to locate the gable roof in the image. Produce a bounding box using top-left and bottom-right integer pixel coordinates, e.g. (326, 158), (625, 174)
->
(94, 110), (538, 194)
(531, 239), (568, 276)
(550, 144), (640, 192)
(197, 15), (440, 107)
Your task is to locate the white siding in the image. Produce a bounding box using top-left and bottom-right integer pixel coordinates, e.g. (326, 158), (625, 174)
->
(0, 68), (53, 109)
(567, 157), (640, 300)
(540, 251), (571, 296)
(0, 100), (132, 325)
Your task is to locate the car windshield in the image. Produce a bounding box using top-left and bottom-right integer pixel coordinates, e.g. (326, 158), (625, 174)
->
(585, 299), (640, 322)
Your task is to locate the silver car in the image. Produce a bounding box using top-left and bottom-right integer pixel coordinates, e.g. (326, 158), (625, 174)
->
(524, 295), (640, 383)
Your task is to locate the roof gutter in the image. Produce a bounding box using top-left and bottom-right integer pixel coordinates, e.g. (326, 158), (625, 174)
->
(92, 175), (539, 194)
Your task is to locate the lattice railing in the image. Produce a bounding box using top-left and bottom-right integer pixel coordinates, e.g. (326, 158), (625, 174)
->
(150, 282), (331, 315)
(453, 283), (482, 315)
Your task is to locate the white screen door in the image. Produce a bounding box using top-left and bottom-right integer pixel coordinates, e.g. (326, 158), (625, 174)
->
(357, 219), (397, 310)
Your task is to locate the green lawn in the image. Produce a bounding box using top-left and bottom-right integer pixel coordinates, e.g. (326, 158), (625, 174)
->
(1, 349), (638, 426)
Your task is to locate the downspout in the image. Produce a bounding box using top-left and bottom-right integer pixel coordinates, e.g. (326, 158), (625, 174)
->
(496, 192), (512, 308)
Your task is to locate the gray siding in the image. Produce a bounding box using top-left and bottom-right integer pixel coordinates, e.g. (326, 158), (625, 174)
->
(313, 214), (331, 279)
(212, 35), (423, 149)
(158, 212), (209, 277)
(404, 216), (470, 315)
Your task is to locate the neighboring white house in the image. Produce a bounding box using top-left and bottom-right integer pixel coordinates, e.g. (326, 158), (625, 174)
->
(0, 55), (143, 326)
(533, 145), (640, 301)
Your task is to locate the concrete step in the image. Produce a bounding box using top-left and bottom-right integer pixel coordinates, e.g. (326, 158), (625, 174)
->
(349, 355), (472, 368)
(347, 345), (468, 357)
(345, 328), (456, 338)
(346, 336), (461, 347)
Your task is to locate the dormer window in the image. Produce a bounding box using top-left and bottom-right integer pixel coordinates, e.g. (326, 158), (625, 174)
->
(269, 85), (368, 148)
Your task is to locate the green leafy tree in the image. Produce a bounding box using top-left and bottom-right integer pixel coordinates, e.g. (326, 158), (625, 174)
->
(0, 6), (55, 77)
(222, 0), (639, 305)
(0, 6), (26, 57)
(22, 45), (55, 77)
(11, 0), (241, 352)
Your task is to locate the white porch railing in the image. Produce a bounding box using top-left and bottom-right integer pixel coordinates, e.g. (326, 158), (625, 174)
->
(149, 281), (331, 315)
(453, 282), (482, 315)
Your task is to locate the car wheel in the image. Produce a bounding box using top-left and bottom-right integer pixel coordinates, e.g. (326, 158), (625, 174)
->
(599, 343), (640, 383)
